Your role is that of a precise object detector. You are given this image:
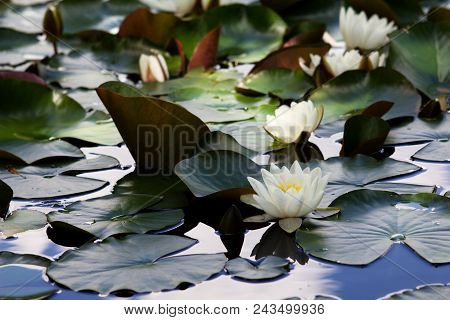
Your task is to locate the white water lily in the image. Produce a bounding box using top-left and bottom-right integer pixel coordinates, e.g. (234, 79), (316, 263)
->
(264, 100), (323, 144)
(299, 50), (387, 77)
(241, 161), (329, 233)
(139, 53), (169, 83)
(339, 6), (397, 50)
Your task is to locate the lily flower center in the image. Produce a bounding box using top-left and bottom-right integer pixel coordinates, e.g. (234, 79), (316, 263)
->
(277, 182), (302, 192)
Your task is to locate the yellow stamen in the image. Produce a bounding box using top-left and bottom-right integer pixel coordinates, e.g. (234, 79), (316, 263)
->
(278, 183), (302, 192)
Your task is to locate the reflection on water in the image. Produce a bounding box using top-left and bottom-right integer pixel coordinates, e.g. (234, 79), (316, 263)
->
(2, 137), (449, 300)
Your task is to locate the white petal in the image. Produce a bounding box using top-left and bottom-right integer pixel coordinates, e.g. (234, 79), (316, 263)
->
(279, 218), (303, 233)
(244, 213), (274, 223)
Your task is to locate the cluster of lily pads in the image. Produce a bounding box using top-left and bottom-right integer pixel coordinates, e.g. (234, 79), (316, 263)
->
(0, 0), (449, 300)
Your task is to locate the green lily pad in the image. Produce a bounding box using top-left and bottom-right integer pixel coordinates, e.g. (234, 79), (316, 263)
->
(303, 155), (424, 206)
(389, 21), (450, 99)
(0, 251), (52, 268)
(175, 4), (287, 63)
(0, 79), (121, 163)
(0, 140), (84, 164)
(411, 140), (450, 162)
(310, 68), (421, 124)
(218, 121), (284, 153)
(114, 172), (190, 209)
(51, 31), (179, 75)
(175, 150), (261, 197)
(0, 210), (47, 238)
(48, 194), (183, 239)
(0, 28), (54, 66)
(0, 179), (12, 217)
(386, 114), (450, 145)
(97, 81), (210, 173)
(0, 1), (46, 33)
(58, 0), (143, 34)
(38, 64), (117, 89)
(176, 100), (255, 123)
(296, 190), (450, 265)
(47, 234), (227, 295)
(238, 68), (314, 100)
(226, 256), (290, 281)
(0, 155), (120, 199)
(383, 283), (450, 300)
(1, 266), (57, 299)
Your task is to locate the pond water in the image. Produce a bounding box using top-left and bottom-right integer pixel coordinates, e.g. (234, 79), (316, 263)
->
(3, 135), (449, 300)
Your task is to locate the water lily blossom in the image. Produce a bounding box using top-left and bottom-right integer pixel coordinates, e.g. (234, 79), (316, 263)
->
(139, 53), (169, 83)
(174, 0), (197, 17)
(264, 100), (323, 144)
(241, 161), (329, 233)
(299, 50), (386, 77)
(339, 6), (397, 50)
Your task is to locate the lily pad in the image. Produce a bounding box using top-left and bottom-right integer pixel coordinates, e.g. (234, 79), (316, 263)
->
(174, 150), (261, 197)
(0, 265), (57, 299)
(97, 81), (210, 173)
(296, 190), (450, 265)
(58, 0), (143, 34)
(47, 234), (227, 295)
(226, 256), (290, 281)
(0, 155), (120, 199)
(389, 21), (450, 99)
(0, 210), (47, 238)
(114, 172), (190, 209)
(0, 28), (54, 66)
(0, 179), (13, 217)
(38, 64), (117, 89)
(303, 155), (425, 206)
(309, 68), (421, 124)
(238, 68), (314, 100)
(175, 4), (287, 63)
(0, 2), (46, 34)
(383, 283), (450, 300)
(0, 251), (52, 268)
(0, 79), (121, 163)
(48, 194), (183, 239)
(386, 114), (450, 145)
(411, 140), (450, 162)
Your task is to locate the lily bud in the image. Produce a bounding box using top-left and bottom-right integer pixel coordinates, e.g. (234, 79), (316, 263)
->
(43, 5), (63, 43)
(139, 53), (169, 83)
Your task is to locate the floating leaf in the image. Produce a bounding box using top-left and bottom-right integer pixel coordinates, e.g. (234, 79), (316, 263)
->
(118, 8), (179, 48)
(175, 4), (287, 63)
(0, 251), (52, 268)
(303, 155), (425, 206)
(47, 234), (227, 295)
(310, 68), (421, 124)
(226, 256), (290, 281)
(0, 210), (47, 238)
(389, 21), (450, 99)
(383, 283), (450, 300)
(0, 28), (54, 65)
(114, 172), (190, 209)
(238, 68), (313, 100)
(249, 45), (330, 74)
(48, 194), (183, 239)
(0, 79), (121, 163)
(188, 26), (220, 71)
(0, 266), (57, 299)
(0, 155), (119, 199)
(296, 190), (450, 265)
(97, 81), (210, 173)
(175, 150), (261, 197)
(58, 0), (143, 34)
(412, 140), (450, 162)
(386, 114), (450, 145)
